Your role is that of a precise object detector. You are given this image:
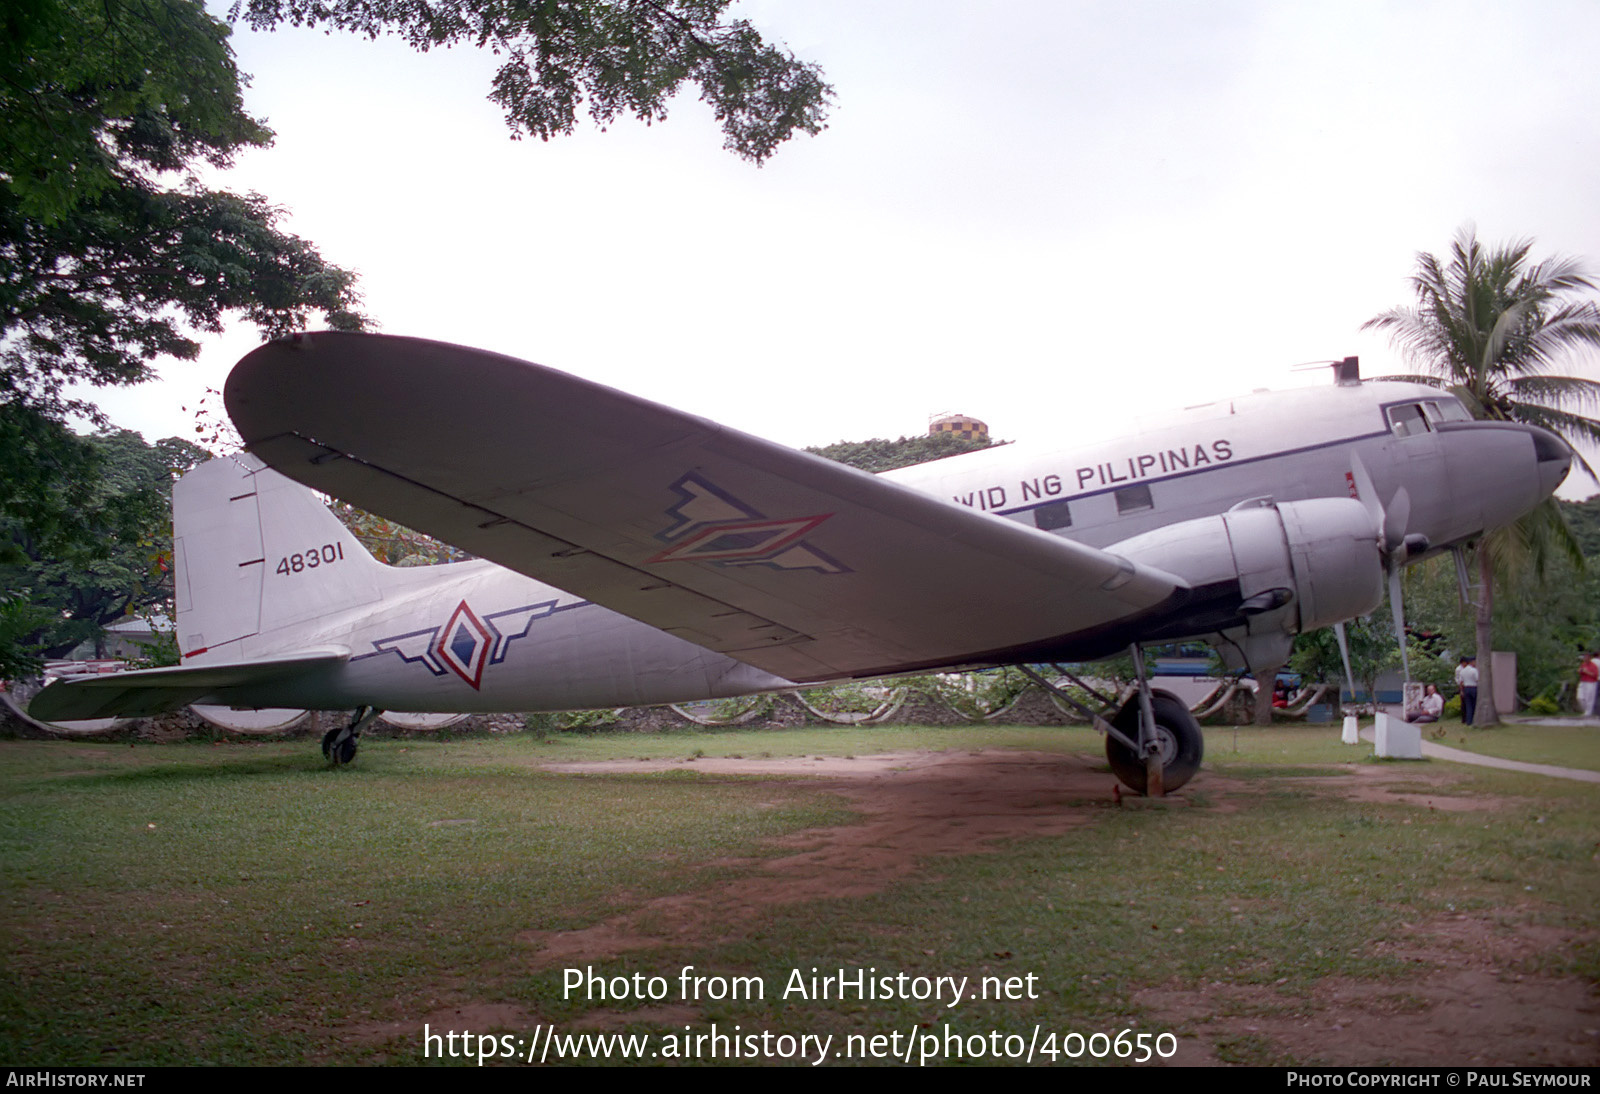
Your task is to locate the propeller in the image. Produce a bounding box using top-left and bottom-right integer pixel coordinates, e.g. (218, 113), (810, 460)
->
(1348, 454), (1427, 683)
(1332, 620), (1358, 709)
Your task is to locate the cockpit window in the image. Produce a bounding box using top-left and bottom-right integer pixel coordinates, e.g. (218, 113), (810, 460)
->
(1426, 398), (1473, 423)
(1386, 403), (1429, 437)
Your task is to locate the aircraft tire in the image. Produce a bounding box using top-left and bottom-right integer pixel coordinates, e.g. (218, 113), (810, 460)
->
(1106, 689), (1203, 794)
(321, 727), (358, 766)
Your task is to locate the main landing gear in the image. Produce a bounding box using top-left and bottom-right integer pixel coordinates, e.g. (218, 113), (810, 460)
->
(1019, 643), (1205, 796)
(1105, 690), (1204, 795)
(322, 706), (382, 766)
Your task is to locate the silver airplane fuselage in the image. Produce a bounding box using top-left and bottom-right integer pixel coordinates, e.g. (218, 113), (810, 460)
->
(887, 380), (1566, 555)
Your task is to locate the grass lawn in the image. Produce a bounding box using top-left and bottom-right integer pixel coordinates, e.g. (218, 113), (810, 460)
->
(2, 725), (1595, 1066)
(1422, 721), (1600, 772)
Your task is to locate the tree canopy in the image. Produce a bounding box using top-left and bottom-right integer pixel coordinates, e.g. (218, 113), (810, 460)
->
(1364, 227), (1600, 723)
(1364, 227), (1600, 476)
(1, 0), (830, 674)
(0, 425), (207, 673)
(805, 432), (998, 474)
(1, 0), (368, 672)
(2, 0), (367, 422)
(231, 0), (833, 164)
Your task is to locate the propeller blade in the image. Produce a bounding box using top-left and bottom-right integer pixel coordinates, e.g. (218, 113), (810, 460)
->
(1348, 452), (1385, 546)
(1388, 564), (1410, 683)
(1352, 453), (1413, 685)
(1350, 454), (1418, 568)
(1333, 621), (1357, 707)
(1385, 486), (1412, 563)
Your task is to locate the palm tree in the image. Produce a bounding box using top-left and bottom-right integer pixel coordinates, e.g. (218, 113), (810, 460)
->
(1364, 226), (1600, 724)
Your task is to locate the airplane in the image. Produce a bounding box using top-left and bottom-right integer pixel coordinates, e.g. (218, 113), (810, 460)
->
(29, 333), (1574, 795)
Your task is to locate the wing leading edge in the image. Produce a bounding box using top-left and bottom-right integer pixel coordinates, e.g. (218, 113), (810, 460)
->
(226, 333), (1191, 681)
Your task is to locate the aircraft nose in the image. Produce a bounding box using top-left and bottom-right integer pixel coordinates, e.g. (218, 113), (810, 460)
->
(1527, 424), (1573, 497)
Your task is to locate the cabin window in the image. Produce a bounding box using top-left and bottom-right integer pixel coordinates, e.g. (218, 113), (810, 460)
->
(1034, 498), (1072, 531)
(1115, 484), (1153, 514)
(1386, 403), (1429, 437)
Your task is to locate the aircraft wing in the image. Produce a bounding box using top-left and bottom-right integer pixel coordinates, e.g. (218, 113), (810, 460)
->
(226, 333), (1193, 682)
(28, 649), (350, 721)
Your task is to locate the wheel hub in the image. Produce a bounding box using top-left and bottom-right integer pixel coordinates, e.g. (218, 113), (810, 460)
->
(1145, 724), (1179, 767)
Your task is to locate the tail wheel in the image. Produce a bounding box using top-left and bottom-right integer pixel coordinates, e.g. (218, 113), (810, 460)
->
(1107, 689), (1204, 794)
(321, 727), (358, 766)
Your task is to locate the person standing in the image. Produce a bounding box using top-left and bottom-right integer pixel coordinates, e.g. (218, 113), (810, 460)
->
(1460, 657), (1479, 724)
(1580, 652), (1600, 716)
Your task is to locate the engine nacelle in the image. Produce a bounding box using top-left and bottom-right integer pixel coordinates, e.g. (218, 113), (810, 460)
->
(1106, 497), (1384, 643)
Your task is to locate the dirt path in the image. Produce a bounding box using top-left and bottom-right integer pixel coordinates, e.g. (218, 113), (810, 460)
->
(524, 750), (1128, 959)
(517, 749), (1598, 1066)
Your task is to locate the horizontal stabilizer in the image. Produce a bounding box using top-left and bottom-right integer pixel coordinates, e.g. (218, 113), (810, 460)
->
(28, 649), (350, 722)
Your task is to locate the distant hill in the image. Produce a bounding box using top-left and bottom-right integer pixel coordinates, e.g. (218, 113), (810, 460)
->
(804, 433), (997, 473)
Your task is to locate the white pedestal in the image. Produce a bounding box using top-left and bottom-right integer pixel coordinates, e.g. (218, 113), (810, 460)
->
(1342, 714), (1359, 745)
(1373, 712), (1422, 759)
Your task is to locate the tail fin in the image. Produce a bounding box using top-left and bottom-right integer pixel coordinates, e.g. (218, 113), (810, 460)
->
(173, 455), (385, 661)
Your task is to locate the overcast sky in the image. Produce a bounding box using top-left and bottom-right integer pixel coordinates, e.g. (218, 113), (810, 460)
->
(86, 0), (1600, 495)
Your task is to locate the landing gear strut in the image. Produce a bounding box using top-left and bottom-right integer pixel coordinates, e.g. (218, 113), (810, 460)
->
(1019, 645), (1205, 796)
(323, 706), (382, 766)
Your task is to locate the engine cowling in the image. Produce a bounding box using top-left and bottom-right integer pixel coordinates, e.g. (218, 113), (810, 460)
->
(1105, 497), (1384, 647)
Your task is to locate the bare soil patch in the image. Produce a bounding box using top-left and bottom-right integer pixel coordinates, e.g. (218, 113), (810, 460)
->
(1286, 765), (1522, 812)
(523, 750), (1131, 961)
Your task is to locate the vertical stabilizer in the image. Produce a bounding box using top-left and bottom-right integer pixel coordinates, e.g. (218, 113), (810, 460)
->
(174, 455), (384, 661)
